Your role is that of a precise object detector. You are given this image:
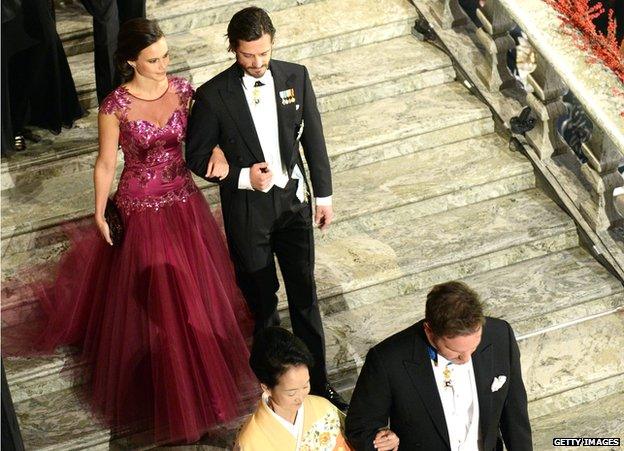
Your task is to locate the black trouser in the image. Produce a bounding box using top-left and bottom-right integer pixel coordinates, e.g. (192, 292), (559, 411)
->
(226, 180), (328, 391)
(1, 361), (24, 451)
(80, 0), (146, 103)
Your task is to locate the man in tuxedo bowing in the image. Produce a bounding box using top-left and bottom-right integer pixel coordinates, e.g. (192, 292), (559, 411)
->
(345, 281), (532, 451)
(185, 7), (347, 411)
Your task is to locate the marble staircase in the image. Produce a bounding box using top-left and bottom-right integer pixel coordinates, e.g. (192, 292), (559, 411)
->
(2, 0), (623, 449)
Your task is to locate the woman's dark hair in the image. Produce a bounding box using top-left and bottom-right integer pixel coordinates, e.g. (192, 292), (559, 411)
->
(116, 18), (164, 83)
(226, 6), (276, 52)
(249, 327), (314, 388)
(425, 281), (485, 337)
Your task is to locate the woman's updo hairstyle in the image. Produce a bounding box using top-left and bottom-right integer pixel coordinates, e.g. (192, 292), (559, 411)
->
(115, 18), (164, 83)
(249, 327), (314, 389)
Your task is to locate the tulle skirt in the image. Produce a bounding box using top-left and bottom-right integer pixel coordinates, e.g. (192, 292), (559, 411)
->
(7, 191), (258, 444)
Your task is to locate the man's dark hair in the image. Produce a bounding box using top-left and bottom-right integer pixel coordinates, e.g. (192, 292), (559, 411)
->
(116, 18), (164, 83)
(226, 6), (276, 52)
(425, 281), (484, 337)
(249, 327), (314, 388)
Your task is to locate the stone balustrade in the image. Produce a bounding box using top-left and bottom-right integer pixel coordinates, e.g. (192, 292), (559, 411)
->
(424, 0), (624, 233)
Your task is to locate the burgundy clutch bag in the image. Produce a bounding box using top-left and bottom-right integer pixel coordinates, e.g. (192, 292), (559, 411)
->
(105, 198), (124, 246)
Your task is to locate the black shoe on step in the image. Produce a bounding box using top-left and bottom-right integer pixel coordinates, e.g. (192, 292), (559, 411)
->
(320, 383), (349, 412)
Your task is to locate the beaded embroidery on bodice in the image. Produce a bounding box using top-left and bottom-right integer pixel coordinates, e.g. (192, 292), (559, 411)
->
(99, 77), (199, 214)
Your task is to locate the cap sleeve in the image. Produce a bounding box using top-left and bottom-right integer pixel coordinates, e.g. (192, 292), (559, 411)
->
(170, 76), (195, 106)
(98, 88), (129, 120)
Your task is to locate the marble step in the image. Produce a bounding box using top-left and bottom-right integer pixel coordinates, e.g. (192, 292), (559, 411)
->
(10, 249), (623, 450)
(321, 247), (624, 418)
(7, 241), (622, 406)
(1, 132), (529, 333)
(57, 0), (326, 56)
(2, 131), (534, 327)
(312, 188), (580, 315)
(1, 82), (491, 249)
(532, 390), (624, 450)
(14, 385), (238, 451)
(4, 187), (583, 402)
(70, 0), (417, 109)
(12, 358), (624, 451)
(14, 386), (110, 451)
(1, 36), (455, 192)
(3, 133), (536, 398)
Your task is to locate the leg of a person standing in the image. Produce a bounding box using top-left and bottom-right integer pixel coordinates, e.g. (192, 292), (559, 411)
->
(225, 192), (281, 334)
(117, 0), (146, 27)
(232, 258), (281, 334)
(80, 0), (118, 103)
(273, 184), (328, 392)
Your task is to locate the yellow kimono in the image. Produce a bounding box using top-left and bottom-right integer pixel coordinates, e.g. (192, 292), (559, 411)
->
(235, 394), (351, 451)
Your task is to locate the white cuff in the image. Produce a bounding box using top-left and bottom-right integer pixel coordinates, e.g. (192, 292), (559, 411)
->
(614, 187), (624, 197)
(238, 168), (253, 190)
(315, 196), (332, 206)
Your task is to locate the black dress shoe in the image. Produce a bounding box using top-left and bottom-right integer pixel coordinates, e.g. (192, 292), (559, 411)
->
(14, 135), (25, 151)
(321, 383), (349, 412)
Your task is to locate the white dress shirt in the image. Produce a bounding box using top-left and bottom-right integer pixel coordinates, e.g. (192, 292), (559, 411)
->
(262, 393), (304, 444)
(239, 70), (331, 206)
(431, 354), (481, 451)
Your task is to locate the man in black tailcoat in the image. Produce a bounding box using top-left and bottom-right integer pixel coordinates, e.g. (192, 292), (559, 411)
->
(346, 281), (532, 451)
(185, 6), (347, 411)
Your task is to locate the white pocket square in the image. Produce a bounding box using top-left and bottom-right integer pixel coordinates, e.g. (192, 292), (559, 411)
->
(296, 104), (300, 110)
(491, 375), (507, 392)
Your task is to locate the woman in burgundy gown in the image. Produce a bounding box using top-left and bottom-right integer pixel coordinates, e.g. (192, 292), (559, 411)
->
(33, 19), (257, 444)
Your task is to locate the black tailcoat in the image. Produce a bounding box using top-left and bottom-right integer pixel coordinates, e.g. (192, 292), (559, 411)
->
(185, 60), (332, 390)
(345, 318), (532, 451)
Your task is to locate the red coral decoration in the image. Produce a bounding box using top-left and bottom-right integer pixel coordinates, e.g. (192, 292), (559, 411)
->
(544, 0), (624, 84)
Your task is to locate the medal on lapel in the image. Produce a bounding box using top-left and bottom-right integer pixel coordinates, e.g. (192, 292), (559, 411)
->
(279, 88), (295, 105)
(443, 364), (453, 388)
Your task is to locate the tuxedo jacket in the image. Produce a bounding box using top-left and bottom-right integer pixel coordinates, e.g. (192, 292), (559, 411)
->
(185, 60), (332, 217)
(345, 318), (532, 451)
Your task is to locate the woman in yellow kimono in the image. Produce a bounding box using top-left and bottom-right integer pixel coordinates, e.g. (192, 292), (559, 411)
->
(235, 327), (352, 451)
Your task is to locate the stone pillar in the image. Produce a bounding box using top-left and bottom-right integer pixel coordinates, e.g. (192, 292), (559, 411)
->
(429, 0), (468, 29)
(515, 33), (537, 93)
(580, 129), (624, 230)
(524, 51), (568, 160)
(474, 0), (516, 92)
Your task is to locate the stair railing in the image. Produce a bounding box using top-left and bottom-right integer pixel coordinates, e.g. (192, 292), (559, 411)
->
(411, 0), (624, 278)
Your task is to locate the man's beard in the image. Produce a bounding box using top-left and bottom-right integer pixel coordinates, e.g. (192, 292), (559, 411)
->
(242, 63), (269, 78)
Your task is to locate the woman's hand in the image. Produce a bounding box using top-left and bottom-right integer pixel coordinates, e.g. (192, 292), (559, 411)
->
(95, 216), (113, 246)
(373, 428), (399, 451)
(206, 145), (229, 180)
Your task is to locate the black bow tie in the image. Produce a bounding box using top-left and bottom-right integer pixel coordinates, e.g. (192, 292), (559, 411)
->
(254, 81), (264, 87)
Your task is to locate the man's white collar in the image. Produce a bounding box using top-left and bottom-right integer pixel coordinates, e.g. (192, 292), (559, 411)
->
(242, 69), (273, 89)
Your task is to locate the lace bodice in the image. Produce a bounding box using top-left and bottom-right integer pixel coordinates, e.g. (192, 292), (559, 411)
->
(99, 77), (199, 214)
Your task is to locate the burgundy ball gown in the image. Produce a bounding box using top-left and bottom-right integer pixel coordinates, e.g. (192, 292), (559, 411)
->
(17, 77), (258, 444)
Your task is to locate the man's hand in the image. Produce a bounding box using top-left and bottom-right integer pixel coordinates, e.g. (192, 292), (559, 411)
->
(314, 204), (333, 232)
(373, 428), (399, 451)
(250, 162), (272, 190)
(205, 145), (229, 180)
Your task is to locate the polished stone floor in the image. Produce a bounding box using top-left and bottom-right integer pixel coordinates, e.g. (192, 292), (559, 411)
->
(2, 0), (623, 449)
